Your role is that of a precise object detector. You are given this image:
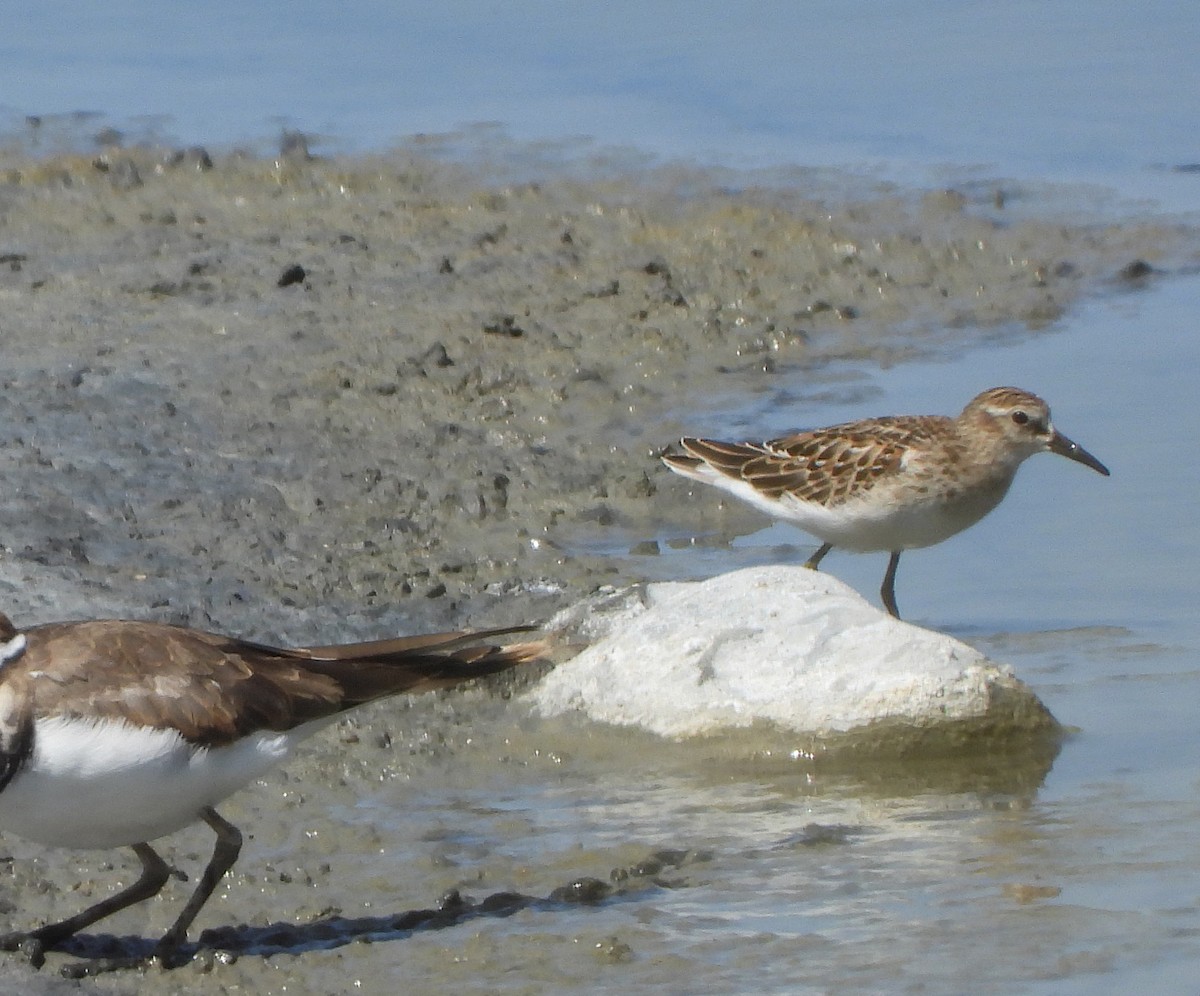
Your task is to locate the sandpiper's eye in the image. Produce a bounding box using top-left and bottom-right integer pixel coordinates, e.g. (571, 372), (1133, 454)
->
(1011, 411), (1029, 426)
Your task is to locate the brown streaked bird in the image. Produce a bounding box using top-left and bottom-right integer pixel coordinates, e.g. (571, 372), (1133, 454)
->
(0, 612), (543, 972)
(662, 387), (1109, 618)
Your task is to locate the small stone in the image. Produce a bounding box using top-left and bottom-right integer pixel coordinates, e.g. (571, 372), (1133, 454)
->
(549, 877), (611, 904)
(278, 264), (306, 287)
(1116, 259), (1154, 282)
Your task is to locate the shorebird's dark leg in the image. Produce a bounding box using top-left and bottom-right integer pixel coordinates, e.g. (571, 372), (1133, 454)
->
(881, 551), (902, 619)
(804, 542), (833, 571)
(152, 807), (242, 965)
(56, 809), (242, 977)
(0, 842), (170, 968)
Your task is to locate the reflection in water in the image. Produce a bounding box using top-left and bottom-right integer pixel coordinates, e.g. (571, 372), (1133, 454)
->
(310, 708), (1073, 991)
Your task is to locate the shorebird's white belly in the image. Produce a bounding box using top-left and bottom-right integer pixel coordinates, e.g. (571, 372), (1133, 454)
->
(0, 717), (319, 849)
(778, 488), (1004, 551)
(687, 468), (1010, 552)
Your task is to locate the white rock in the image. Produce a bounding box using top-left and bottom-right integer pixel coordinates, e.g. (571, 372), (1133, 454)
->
(532, 565), (1053, 739)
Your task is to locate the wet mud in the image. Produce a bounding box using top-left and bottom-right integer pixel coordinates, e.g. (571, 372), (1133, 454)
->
(0, 142), (1191, 992)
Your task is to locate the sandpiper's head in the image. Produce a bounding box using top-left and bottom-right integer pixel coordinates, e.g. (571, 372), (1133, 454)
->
(963, 387), (1110, 476)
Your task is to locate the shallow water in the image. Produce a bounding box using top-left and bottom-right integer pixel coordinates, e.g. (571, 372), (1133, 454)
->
(2, 4), (1199, 992)
(4, 1), (1200, 210)
(606, 273), (1200, 992)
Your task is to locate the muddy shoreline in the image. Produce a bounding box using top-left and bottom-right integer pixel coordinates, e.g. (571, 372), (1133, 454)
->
(0, 144), (1192, 991)
(1, 147), (1185, 634)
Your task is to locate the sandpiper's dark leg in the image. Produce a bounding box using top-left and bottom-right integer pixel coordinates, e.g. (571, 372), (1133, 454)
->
(804, 542), (833, 571)
(0, 842), (170, 968)
(153, 807), (242, 965)
(881, 551), (902, 618)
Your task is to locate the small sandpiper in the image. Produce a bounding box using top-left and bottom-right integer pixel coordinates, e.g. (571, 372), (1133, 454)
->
(0, 612), (543, 973)
(662, 386), (1109, 618)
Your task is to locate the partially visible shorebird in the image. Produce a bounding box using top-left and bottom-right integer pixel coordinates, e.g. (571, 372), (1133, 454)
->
(662, 386), (1109, 618)
(0, 612), (543, 973)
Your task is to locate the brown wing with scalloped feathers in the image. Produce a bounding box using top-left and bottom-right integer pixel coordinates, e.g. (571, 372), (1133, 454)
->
(666, 414), (953, 507)
(11, 620), (542, 748)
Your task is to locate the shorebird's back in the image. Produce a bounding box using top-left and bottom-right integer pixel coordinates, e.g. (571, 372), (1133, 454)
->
(10, 620), (544, 748)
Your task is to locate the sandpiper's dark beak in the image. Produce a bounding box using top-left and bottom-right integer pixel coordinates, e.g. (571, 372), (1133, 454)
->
(1048, 430), (1110, 476)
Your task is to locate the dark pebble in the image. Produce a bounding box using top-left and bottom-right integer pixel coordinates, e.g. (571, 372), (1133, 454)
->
(278, 264), (307, 287)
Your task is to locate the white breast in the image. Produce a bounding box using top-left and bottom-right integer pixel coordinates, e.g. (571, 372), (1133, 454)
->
(0, 716), (325, 849)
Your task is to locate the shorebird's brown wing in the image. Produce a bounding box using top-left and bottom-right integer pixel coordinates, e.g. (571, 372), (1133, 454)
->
(668, 415), (949, 507)
(17, 621), (543, 747)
